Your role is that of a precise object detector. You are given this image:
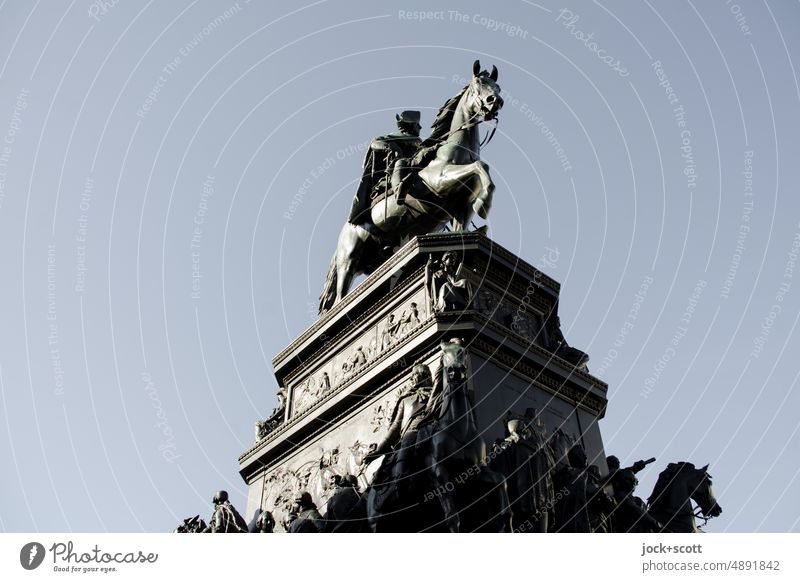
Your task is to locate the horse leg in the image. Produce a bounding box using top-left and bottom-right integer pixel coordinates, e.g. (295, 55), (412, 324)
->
(470, 160), (494, 219)
(419, 160), (495, 230)
(333, 223), (367, 303)
(479, 468), (512, 532)
(432, 462), (460, 532)
(534, 512), (548, 533)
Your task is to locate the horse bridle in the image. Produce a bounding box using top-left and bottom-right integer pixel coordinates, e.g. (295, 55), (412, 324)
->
(434, 80), (500, 148)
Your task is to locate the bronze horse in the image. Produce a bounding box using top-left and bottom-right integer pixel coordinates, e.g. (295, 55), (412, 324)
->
(421, 339), (511, 532)
(319, 61), (504, 313)
(365, 339), (511, 532)
(647, 462), (722, 532)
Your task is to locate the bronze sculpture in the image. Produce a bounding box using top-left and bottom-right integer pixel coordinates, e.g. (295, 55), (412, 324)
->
(425, 251), (473, 312)
(347, 110), (424, 226)
(545, 314), (590, 369)
(490, 409), (555, 532)
(553, 444), (592, 532)
(323, 474), (369, 532)
(365, 364), (437, 532)
(365, 364), (436, 494)
(205, 61), (728, 535)
(319, 61), (503, 313)
(608, 468), (661, 533)
(646, 462), (721, 532)
(420, 338), (511, 532)
(285, 491), (325, 533)
(254, 510), (275, 533)
(586, 465), (615, 533)
(173, 515), (207, 533)
(255, 387), (287, 440)
(204, 490), (249, 533)
(365, 341), (511, 532)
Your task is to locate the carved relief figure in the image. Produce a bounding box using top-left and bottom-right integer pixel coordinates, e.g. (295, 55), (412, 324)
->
(317, 372), (331, 397)
(397, 302), (421, 335)
(367, 336), (378, 360)
(349, 345), (368, 369)
(293, 378), (315, 415)
(380, 314), (400, 351)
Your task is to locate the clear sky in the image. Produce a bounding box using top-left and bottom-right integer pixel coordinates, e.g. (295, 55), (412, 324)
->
(0, 0), (798, 532)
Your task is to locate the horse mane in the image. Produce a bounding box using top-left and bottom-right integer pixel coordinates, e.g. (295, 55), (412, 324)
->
(647, 461), (695, 506)
(425, 84), (470, 145)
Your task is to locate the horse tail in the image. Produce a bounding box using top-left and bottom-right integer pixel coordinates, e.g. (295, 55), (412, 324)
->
(318, 254), (338, 314)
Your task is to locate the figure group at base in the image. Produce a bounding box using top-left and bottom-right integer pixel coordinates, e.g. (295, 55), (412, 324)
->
(178, 339), (721, 534)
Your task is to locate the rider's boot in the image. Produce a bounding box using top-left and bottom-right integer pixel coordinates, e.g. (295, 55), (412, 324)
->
(391, 160), (411, 209)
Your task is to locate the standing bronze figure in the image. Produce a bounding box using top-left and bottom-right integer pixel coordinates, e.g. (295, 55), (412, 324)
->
(490, 409), (555, 533)
(319, 61), (503, 313)
(203, 490), (249, 533)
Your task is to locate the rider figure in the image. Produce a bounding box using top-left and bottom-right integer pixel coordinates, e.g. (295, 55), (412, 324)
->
(348, 111), (424, 227)
(365, 364), (436, 495)
(609, 468), (661, 532)
(603, 454), (654, 495)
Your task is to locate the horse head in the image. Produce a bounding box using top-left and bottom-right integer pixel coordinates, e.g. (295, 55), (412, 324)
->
(440, 338), (467, 385)
(468, 60), (504, 121)
(648, 462), (722, 532)
(690, 464), (722, 519)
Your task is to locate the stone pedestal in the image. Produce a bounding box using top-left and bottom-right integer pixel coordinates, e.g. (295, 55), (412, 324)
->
(238, 233), (608, 530)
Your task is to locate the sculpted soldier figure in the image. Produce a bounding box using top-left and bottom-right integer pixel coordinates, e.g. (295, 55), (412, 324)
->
(255, 386), (288, 440)
(604, 454), (655, 493)
(204, 490), (248, 533)
(425, 252), (473, 313)
(319, 61), (503, 314)
(490, 409), (554, 532)
(324, 474), (368, 533)
(365, 364), (437, 495)
(609, 468), (661, 533)
(286, 491), (325, 533)
(255, 509), (275, 533)
(348, 111), (426, 230)
(545, 314), (590, 369)
(586, 464), (615, 533)
(553, 445), (591, 532)
(319, 61), (504, 313)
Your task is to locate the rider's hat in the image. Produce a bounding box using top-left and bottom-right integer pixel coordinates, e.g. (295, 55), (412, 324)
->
(396, 110), (421, 124)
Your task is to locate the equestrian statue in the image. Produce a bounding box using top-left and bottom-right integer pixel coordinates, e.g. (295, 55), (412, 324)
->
(365, 338), (511, 532)
(319, 61), (504, 313)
